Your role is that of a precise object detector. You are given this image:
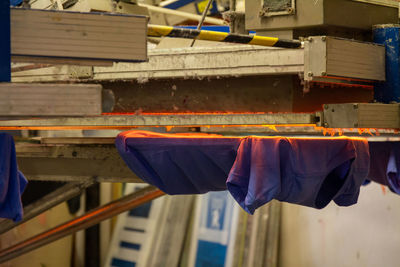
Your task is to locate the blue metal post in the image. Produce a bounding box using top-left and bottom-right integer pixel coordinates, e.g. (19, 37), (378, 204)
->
(373, 24), (400, 103)
(0, 0), (11, 82)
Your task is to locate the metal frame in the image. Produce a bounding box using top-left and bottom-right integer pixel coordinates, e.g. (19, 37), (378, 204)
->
(16, 142), (141, 182)
(12, 45), (305, 82)
(0, 186), (164, 263)
(0, 113), (317, 130)
(260, 0), (296, 17)
(1, 2), (398, 262)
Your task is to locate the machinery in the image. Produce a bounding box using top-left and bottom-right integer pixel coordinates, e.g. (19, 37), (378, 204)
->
(1, 0), (400, 264)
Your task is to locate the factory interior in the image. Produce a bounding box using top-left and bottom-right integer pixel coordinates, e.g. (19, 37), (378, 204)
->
(1, 0), (400, 266)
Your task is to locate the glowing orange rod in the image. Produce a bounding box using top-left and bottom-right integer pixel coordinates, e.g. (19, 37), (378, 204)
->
(0, 186), (164, 264)
(0, 113), (317, 130)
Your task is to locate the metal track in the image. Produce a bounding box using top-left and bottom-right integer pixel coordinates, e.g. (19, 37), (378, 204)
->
(0, 113), (317, 130)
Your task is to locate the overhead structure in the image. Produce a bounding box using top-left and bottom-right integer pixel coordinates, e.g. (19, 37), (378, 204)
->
(147, 24), (302, 48)
(0, 113), (317, 130)
(0, 83), (102, 116)
(0, 0), (10, 82)
(1, 1), (400, 264)
(246, 0), (399, 39)
(10, 8), (148, 65)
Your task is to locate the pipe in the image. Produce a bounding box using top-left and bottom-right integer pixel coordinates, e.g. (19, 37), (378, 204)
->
(138, 3), (227, 25)
(190, 0), (214, 47)
(0, 179), (94, 235)
(147, 24), (302, 48)
(0, 186), (164, 263)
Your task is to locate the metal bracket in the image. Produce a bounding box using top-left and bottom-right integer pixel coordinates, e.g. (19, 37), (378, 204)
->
(0, 1), (11, 82)
(322, 103), (400, 129)
(259, 0), (295, 17)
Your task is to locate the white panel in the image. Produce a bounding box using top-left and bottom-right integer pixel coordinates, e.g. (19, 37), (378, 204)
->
(280, 183), (400, 267)
(124, 217), (149, 230)
(112, 248), (140, 262)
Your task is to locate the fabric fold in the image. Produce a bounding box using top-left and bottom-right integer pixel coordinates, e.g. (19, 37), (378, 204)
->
(0, 133), (28, 222)
(226, 136), (368, 214)
(116, 131), (370, 214)
(368, 142), (400, 194)
(115, 131), (241, 194)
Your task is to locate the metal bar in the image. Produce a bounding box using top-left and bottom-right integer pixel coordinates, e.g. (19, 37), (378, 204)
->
(0, 0), (11, 82)
(11, 64), (53, 73)
(190, 0), (214, 47)
(0, 179), (94, 235)
(148, 24), (302, 48)
(15, 143), (142, 182)
(138, 3), (226, 25)
(0, 113), (317, 130)
(85, 183), (100, 267)
(0, 186), (164, 263)
(264, 201), (281, 267)
(13, 45), (304, 83)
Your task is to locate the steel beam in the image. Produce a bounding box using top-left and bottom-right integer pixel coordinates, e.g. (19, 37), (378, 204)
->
(15, 142), (141, 182)
(0, 113), (317, 130)
(12, 45), (304, 82)
(0, 180), (94, 234)
(0, 186), (164, 264)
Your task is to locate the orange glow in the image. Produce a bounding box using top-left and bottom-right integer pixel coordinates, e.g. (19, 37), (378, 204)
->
(310, 81), (373, 90)
(323, 76), (375, 83)
(0, 124), (389, 138)
(381, 185), (387, 195)
(102, 112), (269, 116)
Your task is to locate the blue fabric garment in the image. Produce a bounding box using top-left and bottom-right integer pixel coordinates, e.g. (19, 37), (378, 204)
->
(386, 150), (400, 194)
(116, 131), (241, 194)
(0, 133), (28, 222)
(368, 142), (400, 194)
(227, 137), (369, 214)
(116, 131), (370, 214)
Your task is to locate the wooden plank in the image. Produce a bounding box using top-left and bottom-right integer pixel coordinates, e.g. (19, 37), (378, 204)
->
(0, 83), (102, 116)
(10, 8), (147, 64)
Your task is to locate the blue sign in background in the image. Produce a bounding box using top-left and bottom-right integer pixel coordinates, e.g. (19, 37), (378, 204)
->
(195, 191), (236, 267)
(373, 25), (400, 103)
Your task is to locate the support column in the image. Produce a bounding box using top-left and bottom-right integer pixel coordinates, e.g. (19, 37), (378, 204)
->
(0, 0), (11, 82)
(373, 24), (400, 103)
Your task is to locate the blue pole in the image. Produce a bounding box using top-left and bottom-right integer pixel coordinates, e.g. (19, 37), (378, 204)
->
(373, 24), (400, 103)
(0, 0), (11, 82)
